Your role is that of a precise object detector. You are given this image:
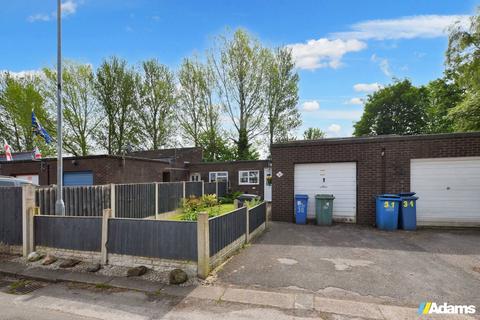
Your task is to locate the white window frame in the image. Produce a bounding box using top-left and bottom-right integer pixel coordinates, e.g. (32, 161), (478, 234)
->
(190, 173), (201, 182)
(209, 171), (228, 183)
(238, 170), (260, 185)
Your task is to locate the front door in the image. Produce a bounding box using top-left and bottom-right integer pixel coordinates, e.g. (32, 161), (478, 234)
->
(264, 167), (272, 202)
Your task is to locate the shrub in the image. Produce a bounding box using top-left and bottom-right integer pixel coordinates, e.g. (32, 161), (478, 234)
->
(180, 194), (220, 221)
(218, 191), (243, 204)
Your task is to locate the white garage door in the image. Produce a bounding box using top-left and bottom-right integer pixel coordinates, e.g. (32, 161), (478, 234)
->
(411, 157), (480, 226)
(294, 163), (357, 222)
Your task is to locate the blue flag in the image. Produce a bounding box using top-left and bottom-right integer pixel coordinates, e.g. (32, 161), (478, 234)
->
(31, 111), (52, 144)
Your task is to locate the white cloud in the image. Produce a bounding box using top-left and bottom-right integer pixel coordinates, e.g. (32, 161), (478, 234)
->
(346, 97), (364, 105)
(1, 70), (43, 79)
(287, 38), (367, 70)
(371, 54), (392, 77)
(327, 124), (342, 134)
(27, 14), (51, 22)
(301, 100), (320, 112)
(61, 0), (78, 17)
(332, 15), (470, 40)
(353, 83), (382, 93)
(27, 0), (78, 22)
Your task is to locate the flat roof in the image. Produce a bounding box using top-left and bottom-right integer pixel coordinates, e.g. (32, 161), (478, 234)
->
(0, 154), (171, 164)
(271, 132), (480, 148)
(188, 159), (271, 165)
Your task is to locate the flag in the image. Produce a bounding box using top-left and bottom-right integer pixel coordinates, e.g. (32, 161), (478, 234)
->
(32, 111), (52, 144)
(33, 146), (42, 159)
(3, 139), (12, 161)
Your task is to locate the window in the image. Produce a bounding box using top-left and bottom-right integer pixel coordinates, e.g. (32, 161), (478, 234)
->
(239, 170), (259, 185)
(190, 173), (201, 182)
(209, 171), (228, 183)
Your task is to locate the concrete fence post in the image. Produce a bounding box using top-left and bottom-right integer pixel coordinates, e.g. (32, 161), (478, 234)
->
(197, 212), (210, 279)
(215, 181), (219, 197)
(233, 199), (240, 209)
(201, 180), (205, 196)
(101, 208), (111, 265)
(22, 185), (36, 257)
(245, 207), (250, 244)
(183, 181), (186, 199)
(155, 183), (159, 220)
(110, 184), (116, 218)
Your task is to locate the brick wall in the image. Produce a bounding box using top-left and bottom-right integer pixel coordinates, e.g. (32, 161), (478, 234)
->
(187, 160), (270, 197)
(271, 133), (480, 225)
(0, 155), (170, 185)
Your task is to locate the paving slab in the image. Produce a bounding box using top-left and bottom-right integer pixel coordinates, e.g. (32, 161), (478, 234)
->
(294, 293), (314, 310)
(20, 267), (70, 283)
(162, 284), (225, 300)
(222, 287), (295, 309)
(57, 271), (113, 285)
(314, 296), (384, 319)
(107, 276), (164, 292)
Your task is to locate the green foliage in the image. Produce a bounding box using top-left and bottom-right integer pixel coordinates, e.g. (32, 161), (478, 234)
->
(218, 191), (243, 204)
(353, 79), (429, 136)
(245, 197), (262, 208)
(181, 194), (221, 220)
(445, 9), (480, 131)
(43, 62), (100, 156)
(425, 78), (464, 133)
(0, 73), (55, 156)
(303, 128), (325, 140)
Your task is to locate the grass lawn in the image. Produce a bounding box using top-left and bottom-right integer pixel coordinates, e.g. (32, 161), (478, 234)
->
(168, 203), (235, 221)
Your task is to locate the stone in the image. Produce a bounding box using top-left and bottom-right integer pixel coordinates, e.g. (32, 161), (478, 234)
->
(87, 263), (102, 273)
(169, 268), (188, 285)
(59, 259), (81, 268)
(27, 251), (44, 262)
(42, 254), (57, 266)
(127, 266), (147, 277)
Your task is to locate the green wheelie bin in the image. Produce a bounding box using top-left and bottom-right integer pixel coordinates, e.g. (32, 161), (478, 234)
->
(315, 194), (335, 225)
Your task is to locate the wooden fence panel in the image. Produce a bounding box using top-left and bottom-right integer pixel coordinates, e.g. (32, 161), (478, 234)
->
(185, 182), (202, 198)
(108, 219), (197, 260)
(34, 216), (102, 251)
(158, 182), (183, 213)
(249, 202), (266, 233)
(217, 182), (227, 197)
(204, 182), (216, 196)
(209, 207), (246, 256)
(115, 183), (155, 218)
(0, 187), (23, 245)
(36, 186), (110, 216)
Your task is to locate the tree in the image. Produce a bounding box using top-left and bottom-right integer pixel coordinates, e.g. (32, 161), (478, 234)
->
(265, 47), (301, 149)
(425, 78), (463, 133)
(0, 73), (55, 155)
(303, 127), (325, 140)
(445, 9), (480, 131)
(137, 59), (176, 150)
(210, 29), (268, 160)
(94, 57), (140, 155)
(43, 62), (101, 156)
(353, 79), (429, 136)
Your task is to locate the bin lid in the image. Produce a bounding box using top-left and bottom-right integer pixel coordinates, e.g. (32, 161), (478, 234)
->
(377, 194), (400, 198)
(398, 192), (416, 196)
(400, 196), (419, 200)
(295, 194), (309, 199)
(315, 194), (335, 199)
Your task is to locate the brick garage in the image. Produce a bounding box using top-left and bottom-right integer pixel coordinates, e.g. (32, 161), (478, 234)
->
(187, 160), (271, 197)
(0, 155), (186, 185)
(271, 132), (480, 225)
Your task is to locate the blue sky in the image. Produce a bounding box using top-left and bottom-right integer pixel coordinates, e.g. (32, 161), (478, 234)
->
(1, 0), (478, 139)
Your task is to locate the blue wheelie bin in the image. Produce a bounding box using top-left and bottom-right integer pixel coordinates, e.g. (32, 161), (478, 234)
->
(295, 194), (308, 224)
(398, 192), (419, 230)
(375, 194), (401, 230)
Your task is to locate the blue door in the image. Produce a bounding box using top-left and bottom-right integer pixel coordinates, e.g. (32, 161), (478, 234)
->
(63, 171), (94, 186)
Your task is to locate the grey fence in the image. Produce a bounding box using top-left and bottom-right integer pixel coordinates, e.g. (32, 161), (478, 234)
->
(108, 219), (197, 260)
(36, 186), (110, 216)
(204, 182), (216, 195)
(249, 202), (266, 233)
(185, 181), (202, 198)
(0, 187), (23, 245)
(158, 182), (183, 213)
(217, 181), (227, 198)
(34, 216), (102, 251)
(209, 206), (247, 256)
(115, 183), (155, 218)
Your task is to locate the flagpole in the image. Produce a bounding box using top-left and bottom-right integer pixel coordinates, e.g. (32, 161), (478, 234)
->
(55, 0), (65, 215)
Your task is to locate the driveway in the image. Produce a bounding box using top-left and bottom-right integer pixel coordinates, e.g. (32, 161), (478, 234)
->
(216, 222), (480, 308)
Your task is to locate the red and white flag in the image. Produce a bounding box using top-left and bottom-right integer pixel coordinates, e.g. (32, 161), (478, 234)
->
(3, 140), (12, 161)
(33, 146), (42, 159)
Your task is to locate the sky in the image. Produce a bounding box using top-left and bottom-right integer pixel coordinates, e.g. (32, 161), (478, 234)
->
(1, 0), (479, 139)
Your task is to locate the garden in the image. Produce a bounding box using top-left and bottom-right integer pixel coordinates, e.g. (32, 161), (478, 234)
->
(168, 193), (261, 221)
